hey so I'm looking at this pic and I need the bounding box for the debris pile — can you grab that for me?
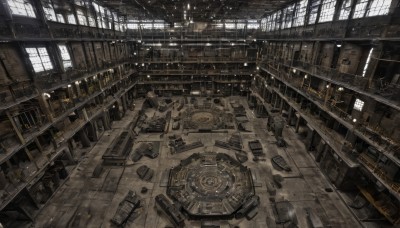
[137,165,154,181]
[111,190,142,226]
[248,140,264,157]
[271,155,291,172]
[169,135,203,153]
[132,142,159,162]
[215,134,243,151]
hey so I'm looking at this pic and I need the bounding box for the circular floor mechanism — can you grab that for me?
[167,152,257,218]
[183,108,230,130]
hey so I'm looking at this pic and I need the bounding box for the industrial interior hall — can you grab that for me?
[0,0,399,227]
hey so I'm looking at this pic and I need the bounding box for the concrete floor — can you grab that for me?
[32,96,361,228]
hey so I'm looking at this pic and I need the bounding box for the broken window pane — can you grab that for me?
[293,0,308,27]
[319,0,337,22]
[7,0,36,18]
[353,0,368,18]
[367,0,392,16]
[339,0,352,20]
[26,47,53,73]
[308,0,321,24]
[58,44,72,69]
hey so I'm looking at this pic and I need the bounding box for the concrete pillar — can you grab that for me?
[305,127,316,151]
[78,129,91,148]
[87,121,98,141]
[295,114,301,133]
[345,130,357,145]
[121,94,128,112]
[24,148,38,169]
[62,146,75,163]
[38,94,54,122]
[102,112,111,130]
[6,111,25,144]
[34,138,43,152]
[274,96,280,109]
[287,107,294,125]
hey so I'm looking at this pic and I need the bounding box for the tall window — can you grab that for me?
[58,45,72,69]
[353,0,369,18]
[266,15,273,31]
[274,11,282,31]
[367,0,392,16]
[7,0,36,17]
[261,18,267,31]
[68,14,77,24]
[284,4,295,29]
[76,9,87,26]
[26,47,53,73]
[42,1,57,21]
[93,2,104,28]
[308,0,322,24]
[56,14,65,23]
[319,0,337,22]
[339,0,352,20]
[293,0,308,27]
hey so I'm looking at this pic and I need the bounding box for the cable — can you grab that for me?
[371,56,400,63]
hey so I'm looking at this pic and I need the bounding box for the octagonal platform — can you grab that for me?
[182,107,233,130]
[167,152,256,218]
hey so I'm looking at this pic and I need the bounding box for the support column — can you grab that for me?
[295,114,301,133]
[287,107,294,125]
[38,94,54,122]
[102,112,111,130]
[62,147,75,164]
[121,94,128,112]
[6,111,25,144]
[87,121,98,141]
[78,129,91,148]
[305,127,316,151]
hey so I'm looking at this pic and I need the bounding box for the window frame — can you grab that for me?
[308,0,322,25]
[57,44,73,70]
[366,0,392,17]
[25,47,54,73]
[353,98,365,111]
[319,0,337,23]
[7,0,36,18]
